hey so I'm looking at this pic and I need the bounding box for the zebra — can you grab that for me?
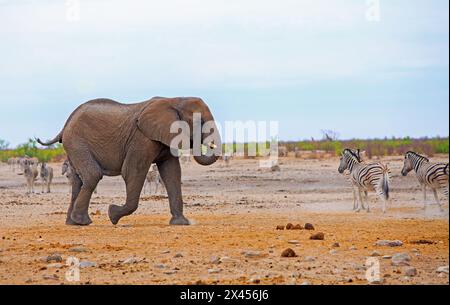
[338,148,391,213]
[23,160,38,194]
[339,149,368,211]
[401,151,448,211]
[144,164,165,195]
[40,163,54,193]
[62,160,97,194]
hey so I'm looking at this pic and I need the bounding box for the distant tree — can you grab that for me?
[0,139,10,150]
[321,130,340,142]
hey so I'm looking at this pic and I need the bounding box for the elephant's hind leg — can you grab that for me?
[66,173,82,225]
[69,155,103,225]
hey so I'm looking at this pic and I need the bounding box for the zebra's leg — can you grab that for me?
[364,191,370,213]
[432,189,443,212]
[422,185,427,210]
[356,189,363,212]
[352,187,358,210]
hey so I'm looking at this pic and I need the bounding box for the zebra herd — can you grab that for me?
[338,149,449,213]
[4,151,448,212]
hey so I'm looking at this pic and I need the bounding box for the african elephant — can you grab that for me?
[37,97,221,226]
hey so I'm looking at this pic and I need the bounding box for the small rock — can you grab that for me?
[304,256,316,262]
[300,281,310,285]
[288,240,300,245]
[310,232,325,240]
[46,263,63,269]
[220,257,238,264]
[46,254,63,263]
[329,250,338,255]
[332,242,340,248]
[371,251,382,257]
[391,253,411,266]
[436,266,449,274]
[69,246,87,253]
[174,253,184,258]
[375,240,403,247]
[382,255,392,259]
[122,257,139,265]
[208,269,221,274]
[404,267,418,277]
[304,223,315,230]
[293,224,303,230]
[286,223,294,230]
[281,248,297,258]
[43,274,59,280]
[161,250,170,254]
[154,264,167,269]
[163,270,177,275]
[349,246,357,251]
[276,225,285,230]
[210,256,221,264]
[242,250,265,258]
[79,261,96,268]
[249,278,261,284]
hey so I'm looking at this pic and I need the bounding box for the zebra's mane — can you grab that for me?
[343,148,362,162]
[406,151,429,162]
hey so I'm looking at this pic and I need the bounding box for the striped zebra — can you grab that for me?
[339,149,368,211]
[338,149,391,213]
[401,151,448,211]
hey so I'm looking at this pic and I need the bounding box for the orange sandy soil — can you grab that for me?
[0,156,448,285]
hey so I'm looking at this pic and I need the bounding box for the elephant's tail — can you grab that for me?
[36,131,63,146]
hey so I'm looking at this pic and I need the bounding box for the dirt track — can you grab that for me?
[0,156,448,285]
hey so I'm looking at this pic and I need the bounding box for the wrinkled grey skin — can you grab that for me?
[38,97,221,226]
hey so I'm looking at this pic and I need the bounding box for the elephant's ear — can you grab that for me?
[136,98,181,148]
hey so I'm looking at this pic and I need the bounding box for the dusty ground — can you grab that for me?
[0,155,448,285]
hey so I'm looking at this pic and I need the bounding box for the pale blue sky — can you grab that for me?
[0,0,448,146]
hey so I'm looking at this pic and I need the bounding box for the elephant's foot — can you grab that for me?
[108,204,123,225]
[169,215,191,226]
[70,211,92,226]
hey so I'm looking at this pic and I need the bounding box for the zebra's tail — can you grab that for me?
[381,164,390,200]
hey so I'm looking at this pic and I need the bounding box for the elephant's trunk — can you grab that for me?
[193,117,221,166]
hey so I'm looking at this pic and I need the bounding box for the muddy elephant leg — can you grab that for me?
[66,174,82,225]
[157,156,190,225]
[69,157,103,226]
[108,171,147,225]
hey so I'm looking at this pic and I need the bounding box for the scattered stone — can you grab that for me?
[242,250,266,258]
[69,246,87,253]
[43,274,59,280]
[304,256,316,262]
[161,250,170,254]
[391,253,411,266]
[304,223,315,230]
[164,270,177,275]
[382,255,392,259]
[276,225,285,230]
[154,264,167,269]
[300,281,310,285]
[288,240,300,245]
[79,261,97,268]
[349,246,357,251]
[281,248,297,258]
[329,250,338,255]
[286,223,294,230]
[122,257,139,265]
[404,267,418,277]
[293,224,303,230]
[371,251,382,257]
[410,239,436,245]
[174,253,184,258]
[310,232,325,240]
[271,165,281,172]
[249,278,261,284]
[220,257,238,264]
[208,269,221,274]
[46,253,63,263]
[46,263,63,269]
[436,266,449,274]
[375,240,403,247]
[332,242,340,248]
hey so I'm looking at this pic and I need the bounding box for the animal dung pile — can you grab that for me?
[278,223,303,230]
[281,248,297,258]
[304,223,315,230]
[310,232,325,240]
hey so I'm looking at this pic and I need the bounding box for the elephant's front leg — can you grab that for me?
[108,171,147,225]
[157,156,190,225]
